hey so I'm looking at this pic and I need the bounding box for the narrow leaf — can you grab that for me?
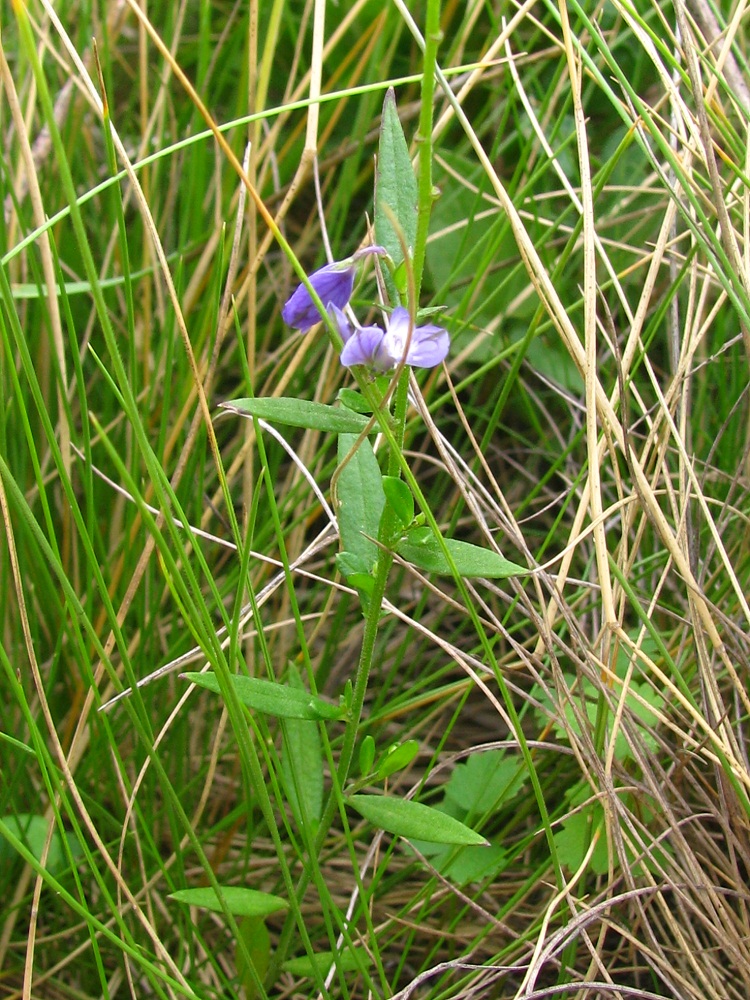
[349,794,488,846]
[376,739,420,780]
[375,88,418,298]
[359,735,376,776]
[221,397,370,434]
[236,916,270,1000]
[397,528,528,579]
[337,434,385,573]
[170,886,288,918]
[281,666,324,830]
[382,476,414,528]
[337,388,373,414]
[182,672,345,721]
[282,949,362,977]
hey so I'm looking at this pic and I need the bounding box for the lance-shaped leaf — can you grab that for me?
[170,886,288,918]
[337,433,385,574]
[182,671,345,721]
[281,665,324,831]
[349,794,488,846]
[397,527,528,579]
[221,397,371,434]
[375,88,417,301]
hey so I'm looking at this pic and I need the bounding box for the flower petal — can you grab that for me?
[388,307,411,332]
[281,264,355,330]
[329,303,353,343]
[381,308,450,369]
[340,326,387,368]
[406,325,450,367]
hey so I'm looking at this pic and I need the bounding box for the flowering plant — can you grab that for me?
[282,246,449,373]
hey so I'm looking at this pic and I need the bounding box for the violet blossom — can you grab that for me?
[333,305,449,372]
[281,246,386,331]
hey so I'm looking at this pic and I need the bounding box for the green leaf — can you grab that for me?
[336,550,370,577]
[336,434,385,573]
[220,397,371,434]
[359,735,376,776]
[236,916,270,1000]
[555,795,671,877]
[443,750,527,815]
[411,841,507,887]
[554,801,609,875]
[348,794,488,846]
[538,673,663,762]
[170,886,289,918]
[337,388,373,414]
[375,88,417,300]
[375,739,420,780]
[344,572,376,598]
[182,672,345,721]
[282,949,362,977]
[396,527,528,578]
[281,665,324,831]
[381,476,414,528]
[440,843,507,886]
[0,814,81,878]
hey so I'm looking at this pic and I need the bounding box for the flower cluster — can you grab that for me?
[282,248,449,372]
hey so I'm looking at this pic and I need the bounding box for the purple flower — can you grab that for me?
[333,305,449,372]
[281,246,386,331]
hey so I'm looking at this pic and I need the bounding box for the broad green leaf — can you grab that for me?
[396,527,528,579]
[336,550,371,580]
[236,916,270,1000]
[170,886,288,918]
[281,665,324,831]
[376,739,420,780]
[349,794,488,846]
[220,397,370,434]
[555,796,671,877]
[444,750,527,814]
[375,88,417,300]
[182,672,345,721]
[282,949,362,977]
[344,572,376,599]
[410,840,507,887]
[440,843,507,886]
[381,476,414,528]
[0,814,82,878]
[336,434,385,573]
[554,802,609,875]
[537,674,663,762]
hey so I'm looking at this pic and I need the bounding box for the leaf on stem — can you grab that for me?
[396,527,528,579]
[221,397,371,434]
[182,672,345,721]
[349,794,488,846]
[375,88,418,301]
[170,886,288,918]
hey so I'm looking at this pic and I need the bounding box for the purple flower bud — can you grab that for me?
[281,246,387,331]
[334,305,449,372]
